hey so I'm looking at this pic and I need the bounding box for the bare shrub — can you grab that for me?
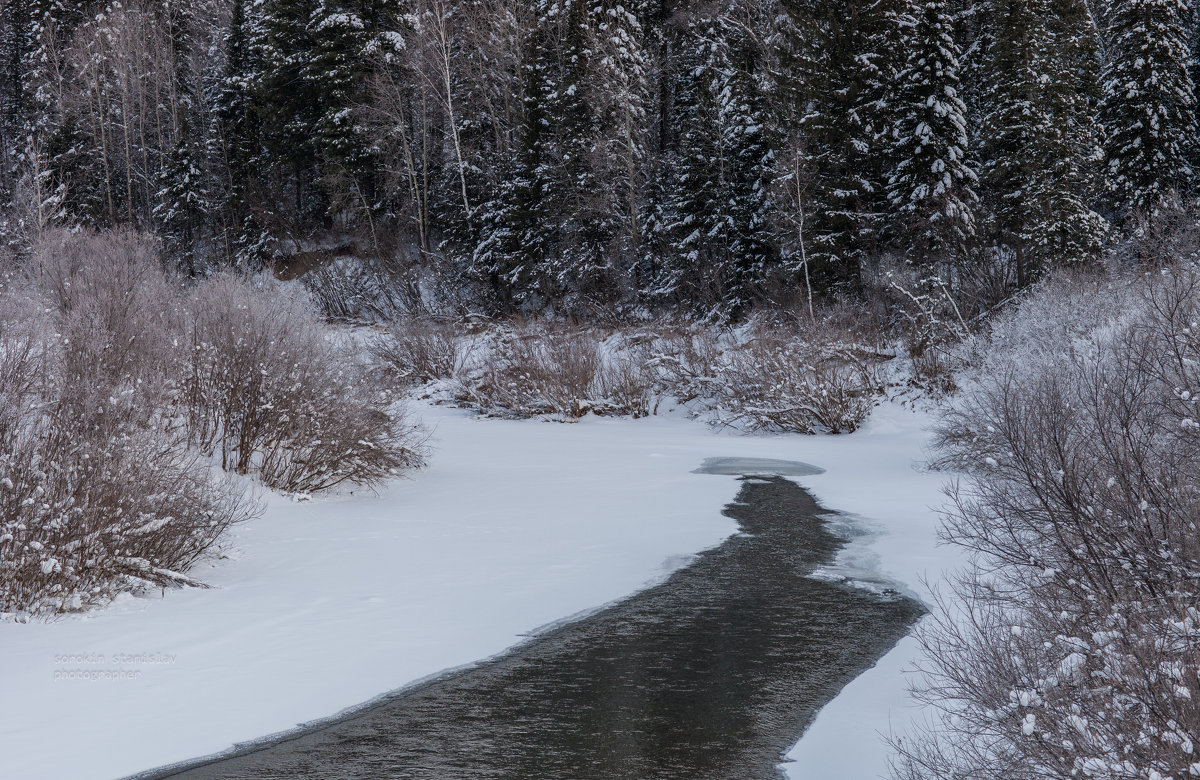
[596,350,655,418]
[184,275,425,493]
[27,228,180,395]
[649,325,724,404]
[463,326,604,419]
[0,238,257,616]
[440,315,884,431]
[0,400,257,615]
[954,268,1134,380]
[301,256,413,322]
[373,318,474,386]
[646,316,885,433]
[879,266,973,395]
[893,263,1200,780]
[712,328,884,433]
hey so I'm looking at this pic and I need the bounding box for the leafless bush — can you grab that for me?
[439,315,885,431]
[373,318,474,386]
[452,324,658,419]
[0,230,435,615]
[301,256,414,322]
[711,327,884,433]
[462,327,604,419]
[953,269,1133,383]
[649,326,724,404]
[184,275,425,493]
[880,267,973,395]
[0,399,257,616]
[893,263,1200,780]
[596,350,656,419]
[644,315,885,433]
[1107,197,1200,268]
[0,238,257,616]
[27,228,180,396]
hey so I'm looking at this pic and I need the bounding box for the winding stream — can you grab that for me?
[136,468,923,780]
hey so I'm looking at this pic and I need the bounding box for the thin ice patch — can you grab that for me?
[692,457,825,477]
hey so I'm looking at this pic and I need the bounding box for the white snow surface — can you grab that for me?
[0,400,951,780]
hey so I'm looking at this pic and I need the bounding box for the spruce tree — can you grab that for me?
[254,0,324,222]
[1040,0,1107,264]
[0,0,34,197]
[474,12,554,309]
[720,14,776,317]
[1099,0,1197,220]
[549,0,607,303]
[587,0,652,302]
[977,0,1104,283]
[154,123,209,274]
[887,0,977,261]
[661,12,775,318]
[308,1,379,194]
[662,29,726,310]
[781,0,882,290]
[217,0,261,258]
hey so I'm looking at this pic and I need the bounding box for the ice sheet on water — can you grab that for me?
[692,457,825,476]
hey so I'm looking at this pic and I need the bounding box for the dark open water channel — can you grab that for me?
[135,472,923,780]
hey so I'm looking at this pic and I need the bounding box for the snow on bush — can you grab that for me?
[0,232,256,616]
[373,317,476,386]
[456,324,655,419]
[0,230,426,616]
[700,318,886,433]
[183,275,425,493]
[893,265,1200,780]
[375,314,887,432]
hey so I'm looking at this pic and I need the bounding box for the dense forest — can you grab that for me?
[0,0,1195,318]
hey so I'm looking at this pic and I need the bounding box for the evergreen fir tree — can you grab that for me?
[977,0,1104,283]
[474,12,555,309]
[661,11,775,319]
[154,120,209,274]
[662,33,726,310]
[308,1,380,193]
[780,0,891,291]
[217,0,261,257]
[1099,0,1197,220]
[40,115,105,226]
[719,14,776,317]
[1040,0,1107,263]
[0,0,34,196]
[254,0,325,222]
[887,0,977,261]
[587,0,652,302]
[548,0,607,303]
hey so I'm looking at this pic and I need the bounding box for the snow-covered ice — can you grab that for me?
[0,400,952,780]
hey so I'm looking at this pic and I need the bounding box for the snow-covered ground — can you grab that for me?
[0,400,952,780]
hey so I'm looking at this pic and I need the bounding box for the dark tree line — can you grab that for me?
[0,0,1196,316]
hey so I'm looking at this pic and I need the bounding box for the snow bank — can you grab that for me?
[0,400,950,780]
[779,403,957,780]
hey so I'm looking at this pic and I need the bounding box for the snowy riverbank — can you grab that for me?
[0,400,951,780]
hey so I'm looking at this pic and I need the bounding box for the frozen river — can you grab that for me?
[135,473,923,780]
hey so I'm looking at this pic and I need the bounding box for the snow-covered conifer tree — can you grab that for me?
[1099,0,1197,220]
[978,0,1104,283]
[887,0,977,261]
